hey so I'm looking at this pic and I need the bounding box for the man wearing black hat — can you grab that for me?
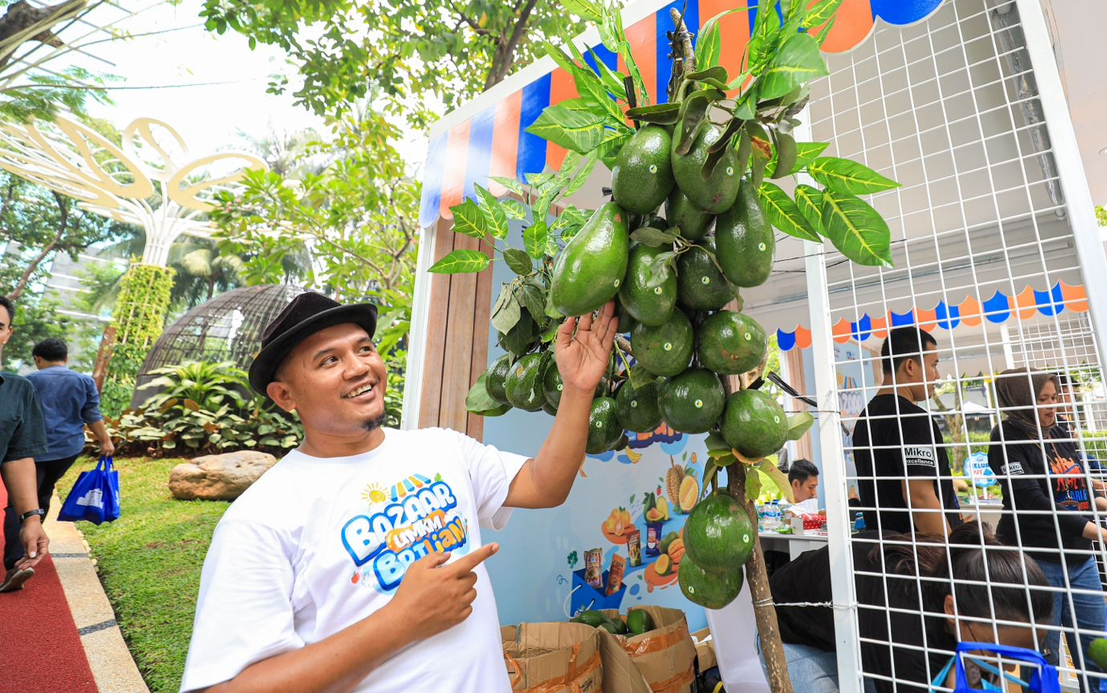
[181,292,619,693]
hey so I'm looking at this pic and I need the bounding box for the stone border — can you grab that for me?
[46,493,150,693]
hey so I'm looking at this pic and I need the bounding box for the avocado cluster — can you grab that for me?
[571,608,654,636]
[481,119,791,462]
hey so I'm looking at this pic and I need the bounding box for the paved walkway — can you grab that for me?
[0,484,148,693]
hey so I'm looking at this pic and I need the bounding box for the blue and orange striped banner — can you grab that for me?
[776,282,1090,352]
[420,0,946,226]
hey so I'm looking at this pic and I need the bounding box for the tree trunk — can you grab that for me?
[7,191,69,301]
[730,461,794,693]
[483,0,540,90]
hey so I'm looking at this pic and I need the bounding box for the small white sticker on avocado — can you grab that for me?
[774,416,781,424]
[649,164,658,174]
[744,332,752,340]
[663,342,673,351]
[758,242,767,251]
[743,533,750,543]
[614,279,621,288]
[557,383,563,391]
[695,399,703,408]
[701,276,710,285]
[653,286,663,295]
[631,401,638,408]
[726,166,734,176]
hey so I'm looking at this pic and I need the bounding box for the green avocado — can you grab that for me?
[577,610,610,627]
[504,352,546,412]
[618,244,677,327]
[614,379,663,433]
[715,179,774,288]
[666,188,713,241]
[626,608,654,635]
[485,353,514,404]
[612,125,675,215]
[671,122,742,214]
[676,239,733,312]
[551,203,630,317]
[696,311,768,375]
[631,307,694,377]
[720,389,788,459]
[658,368,726,434]
[587,397,624,455]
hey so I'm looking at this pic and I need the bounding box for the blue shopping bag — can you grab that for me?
[58,456,120,525]
[932,641,1060,693]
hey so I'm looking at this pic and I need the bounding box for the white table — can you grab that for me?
[758,530,828,560]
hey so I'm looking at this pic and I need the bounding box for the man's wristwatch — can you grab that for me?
[18,509,46,524]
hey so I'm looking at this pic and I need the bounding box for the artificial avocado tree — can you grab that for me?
[430,1,898,690]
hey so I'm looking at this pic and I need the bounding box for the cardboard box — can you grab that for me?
[599,606,698,693]
[691,627,717,672]
[502,622,603,693]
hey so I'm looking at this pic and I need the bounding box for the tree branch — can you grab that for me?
[483,0,539,89]
[6,191,69,301]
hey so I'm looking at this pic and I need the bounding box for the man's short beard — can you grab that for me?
[364,413,388,433]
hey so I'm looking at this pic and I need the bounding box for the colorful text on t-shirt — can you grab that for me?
[341,474,469,592]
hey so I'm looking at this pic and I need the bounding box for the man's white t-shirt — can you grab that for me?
[180,427,528,693]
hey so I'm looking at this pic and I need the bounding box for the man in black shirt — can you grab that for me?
[852,327,962,536]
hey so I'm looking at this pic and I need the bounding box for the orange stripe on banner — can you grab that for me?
[700,0,750,95]
[832,318,852,343]
[1016,286,1038,320]
[546,67,580,172]
[816,0,875,54]
[958,296,982,327]
[439,120,471,220]
[488,91,522,197]
[870,315,888,340]
[1062,282,1089,313]
[794,326,812,350]
[621,14,657,105]
[916,308,938,333]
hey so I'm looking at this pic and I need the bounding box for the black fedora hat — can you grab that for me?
[248,291,378,397]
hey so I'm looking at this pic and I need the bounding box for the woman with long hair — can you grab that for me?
[767,523,1052,692]
[988,367,1107,691]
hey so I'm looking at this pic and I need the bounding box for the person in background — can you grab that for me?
[852,327,962,537]
[1055,372,1106,494]
[767,523,1053,693]
[988,368,1107,692]
[780,458,819,503]
[0,295,51,593]
[5,338,116,582]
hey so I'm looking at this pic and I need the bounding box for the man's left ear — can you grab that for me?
[944,594,957,624]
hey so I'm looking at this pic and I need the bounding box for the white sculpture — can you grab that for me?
[0,116,267,266]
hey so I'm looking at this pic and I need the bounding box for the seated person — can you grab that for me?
[783,458,819,503]
[765,522,1052,693]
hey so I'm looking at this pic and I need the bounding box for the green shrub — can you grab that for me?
[104,361,302,457]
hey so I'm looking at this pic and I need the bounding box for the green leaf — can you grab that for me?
[786,412,815,441]
[490,175,525,197]
[791,142,830,174]
[498,312,539,356]
[518,280,547,322]
[816,14,839,47]
[562,153,599,199]
[467,373,510,415]
[524,221,549,259]
[807,157,901,195]
[450,198,488,240]
[630,226,680,247]
[429,249,491,274]
[526,101,608,154]
[794,184,826,236]
[769,130,797,179]
[626,103,682,125]
[588,47,629,100]
[702,118,744,181]
[820,190,894,267]
[504,248,533,275]
[758,182,821,243]
[645,251,677,288]
[702,459,721,495]
[475,185,509,240]
[705,431,730,455]
[562,0,602,22]
[491,284,522,334]
[803,0,846,30]
[686,66,729,84]
[502,199,528,220]
[627,363,658,389]
[546,42,623,124]
[758,33,829,101]
[748,0,783,75]
[746,467,762,501]
[758,458,795,503]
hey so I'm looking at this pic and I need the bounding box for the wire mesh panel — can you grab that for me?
[132,284,304,407]
[793,1,1107,691]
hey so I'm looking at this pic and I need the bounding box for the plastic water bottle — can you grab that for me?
[764,501,781,530]
[854,512,866,532]
[756,504,768,532]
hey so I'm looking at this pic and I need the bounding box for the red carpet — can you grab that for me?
[0,483,98,693]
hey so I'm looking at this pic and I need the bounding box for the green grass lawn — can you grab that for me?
[60,457,229,693]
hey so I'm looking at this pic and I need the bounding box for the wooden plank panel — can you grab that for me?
[418,220,456,428]
[438,232,481,432]
[466,241,496,440]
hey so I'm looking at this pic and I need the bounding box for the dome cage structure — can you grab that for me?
[131,284,305,409]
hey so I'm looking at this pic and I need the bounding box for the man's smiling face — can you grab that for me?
[267,322,389,437]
